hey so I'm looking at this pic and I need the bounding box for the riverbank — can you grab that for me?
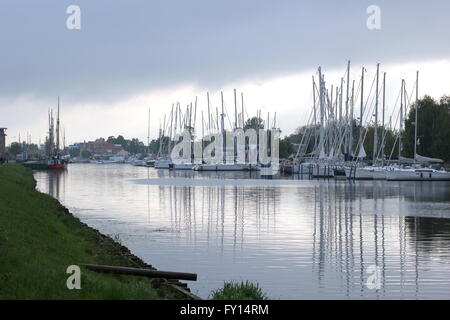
[0,164,193,299]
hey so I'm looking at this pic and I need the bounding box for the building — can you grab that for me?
[70,138,128,159]
[0,128,6,160]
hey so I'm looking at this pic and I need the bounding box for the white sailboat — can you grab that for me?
[372,167,387,180]
[385,71,450,181]
[173,163,195,170]
[386,167,450,181]
[155,156,172,169]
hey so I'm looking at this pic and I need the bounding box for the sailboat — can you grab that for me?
[193,90,252,172]
[385,72,450,181]
[47,97,67,169]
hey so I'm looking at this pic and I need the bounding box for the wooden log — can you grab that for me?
[83,264,197,281]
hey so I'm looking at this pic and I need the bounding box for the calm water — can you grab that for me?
[34,164,450,299]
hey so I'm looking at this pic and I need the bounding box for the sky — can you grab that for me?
[1,0,450,145]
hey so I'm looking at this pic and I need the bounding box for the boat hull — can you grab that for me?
[372,170,387,180]
[155,158,172,169]
[386,169,450,181]
[22,162,49,170]
[173,163,195,170]
[345,167,373,180]
[194,163,249,171]
[48,163,67,169]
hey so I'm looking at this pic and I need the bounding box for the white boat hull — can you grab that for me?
[173,163,195,170]
[372,170,387,180]
[345,167,373,180]
[155,158,172,169]
[386,169,450,181]
[194,163,249,171]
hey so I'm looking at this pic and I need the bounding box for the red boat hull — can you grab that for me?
[48,163,67,169]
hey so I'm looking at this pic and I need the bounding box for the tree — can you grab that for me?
[8,142,22,156]
[244,117,264,130]
[279,138,295,159]
[81,150,91,158]
[403,96,450,162]
[106,135,147,155]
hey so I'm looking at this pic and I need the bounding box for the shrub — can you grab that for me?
[210,281,268,300]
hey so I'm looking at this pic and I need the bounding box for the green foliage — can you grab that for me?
[107,135,147,155]
[8,142,22,156]
[80,149,91,158]
[403,95,450,162]
[279,138,295,159]
[211,281,268,300]
[69,147,80,158]
[244,117,265,130]
[0,164,175,300]
[148,136,171,155]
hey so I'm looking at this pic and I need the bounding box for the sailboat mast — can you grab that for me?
[318,67,325,157]
[339,77,343,125]
[50,110,54,156]
[346,61,350,154]
[414,71,419,162]
[147,107,151,154]
[360,67,364,140]
[168,104,174,155]
[381,72,386,166]
[312,77,317,152]
[350,80,355,157]
[157,119,161,156]
[234,89,238,130]
[56,97,60,154]
[241,92,245,128]
[399,79,404,163]
[221,91,226,163]
[373,63,379,163]
[162,114,166,155]
[207,92,211,135]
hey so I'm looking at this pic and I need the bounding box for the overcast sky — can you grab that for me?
[1,0,450,144]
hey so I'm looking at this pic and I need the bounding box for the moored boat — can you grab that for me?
[193,163,249,171]
[155,157,172,169]
[172,163,196,170]
[386,168,450,181]
[372,167,387,180]
[22,161,49,170]
[344,166,373,180]
[47,157,67,169]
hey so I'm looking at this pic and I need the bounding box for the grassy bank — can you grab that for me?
[0,164,184,299]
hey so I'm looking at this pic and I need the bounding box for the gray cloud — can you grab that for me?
[1,0,449,106]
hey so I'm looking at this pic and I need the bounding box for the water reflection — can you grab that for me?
[34,164,450,299]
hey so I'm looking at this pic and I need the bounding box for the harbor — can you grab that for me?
[3,60,450,301]
[2,59,450,301]
[2,1,450,306]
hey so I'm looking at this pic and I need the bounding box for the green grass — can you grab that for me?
[210,281,268,300]
[0,164,179,299]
